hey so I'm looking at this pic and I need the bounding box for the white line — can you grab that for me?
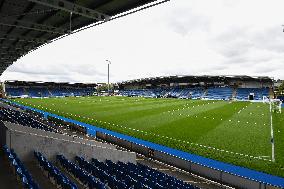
[269,101,275,162]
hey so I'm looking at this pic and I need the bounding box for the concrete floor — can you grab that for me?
[24,161,55,189]
[0,151,26,189]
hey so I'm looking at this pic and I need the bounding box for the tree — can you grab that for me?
[276,81,284,96]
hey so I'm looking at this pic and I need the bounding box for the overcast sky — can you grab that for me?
[1,0,284,83]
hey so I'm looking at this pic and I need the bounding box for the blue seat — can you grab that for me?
[3,146,40,189]
[34,151,77,189]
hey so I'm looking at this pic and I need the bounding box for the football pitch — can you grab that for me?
[12,96,284,177]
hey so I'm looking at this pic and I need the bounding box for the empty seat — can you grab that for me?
[3,146,40,189]
[34,151,77,189]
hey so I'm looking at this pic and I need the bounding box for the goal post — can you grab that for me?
[268,99,282,162]
[269,100,275,162]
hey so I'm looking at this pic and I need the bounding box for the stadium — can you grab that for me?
[0,1,284,189]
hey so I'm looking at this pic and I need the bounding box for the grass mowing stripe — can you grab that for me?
[13,97,284,178]
[31,102,272,162]
[198,103,271,158]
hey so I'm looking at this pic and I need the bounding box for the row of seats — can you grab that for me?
[6,87,95,98]
[3,146,40,189]
[5,87,25,97]
[34,151,77,189]
[0,107,57,133]
[118,89,157,98]
[236,88,269,100]
[76,156,129,189]
[203,87,232,100]
[57,155,107,189]
[119,87,270,100]
[49,88,94,97]
[90,157,198,189]
[64,154,199,189]
[118,88,204,99]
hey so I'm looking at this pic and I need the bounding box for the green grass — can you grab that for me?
[12,96,284,177]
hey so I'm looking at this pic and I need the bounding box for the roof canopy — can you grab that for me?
[0,0,161,75]
[119,75,273,86]
[5,80,97,87]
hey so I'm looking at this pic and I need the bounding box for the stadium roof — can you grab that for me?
[0,0,166,75]
[5,80,97,87]
[118,75,273,85]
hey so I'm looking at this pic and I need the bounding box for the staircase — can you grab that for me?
[24,161,55,189]
[47,88,53,96]
[0,150,27,189]
[232,87,237,99]
[23,88,29,96]
[269,87,275,99]
[202,88,208,99]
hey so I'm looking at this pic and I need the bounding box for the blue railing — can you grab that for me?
[3,99,284,188]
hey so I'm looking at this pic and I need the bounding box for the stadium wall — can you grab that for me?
[3,99,284,189]
[0,121,136,164]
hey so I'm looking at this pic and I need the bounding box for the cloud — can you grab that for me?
[209,24,284,77]
[1,0,284,83]
[165,5,210,36]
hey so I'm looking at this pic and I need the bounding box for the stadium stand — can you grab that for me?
[117,75,273,101]
[5,87,25,97]
[0,107,58,133]
[119,89,157,98]
[5,81,97,98]
[57,155,107,189]
[75,156,199,189]
[119,86,270,100]
[48,88,70,97]
[189,87,204,99]
[34,151,77,189]
[236,88,269,100]
[28,87,50,98]
[3,145,40,189]
[4,76,273,101]
[203,87,233,100]
[57,154,200,189]
[118,87,205,99]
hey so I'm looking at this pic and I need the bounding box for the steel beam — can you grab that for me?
[28,0,110,21]
[0,51,26,55]
[0,53,21,57]
[1,45,34,50]
[0,51,27,56]
[0,19,67,35]
[0,34,49,44]
[0,57,12,60]
[0,62,13,66]
[0,37,46,44]
[0,57,17,62]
